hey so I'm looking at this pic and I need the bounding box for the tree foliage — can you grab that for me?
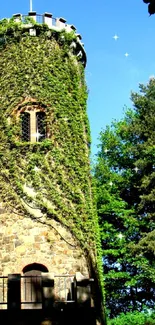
[94,78,155,317]
[143,0,155,16]
[108,309,155,325]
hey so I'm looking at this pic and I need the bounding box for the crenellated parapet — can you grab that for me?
[12,12,86,66]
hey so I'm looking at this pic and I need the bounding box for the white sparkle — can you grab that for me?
[117,233,124,240]
[104,148,109,153]
[133,166,139,173]
[109,181,113,186]
[32,131,43,141]
[63,117,69,122]
[34,166,40,172]
[125,52,129,57]
[113,34,119,41]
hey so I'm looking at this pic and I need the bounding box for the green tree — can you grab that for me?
[94,78,155,317]
[107,309,155,325]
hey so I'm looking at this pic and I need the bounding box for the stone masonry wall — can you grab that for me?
[0,209,89,276]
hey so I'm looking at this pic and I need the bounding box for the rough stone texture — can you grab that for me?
[0,209,89,277]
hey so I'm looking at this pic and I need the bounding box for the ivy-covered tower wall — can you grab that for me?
[0,12,104,325]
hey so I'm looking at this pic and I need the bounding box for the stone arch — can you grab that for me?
[22,263,49,274]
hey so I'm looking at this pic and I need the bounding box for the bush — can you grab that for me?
[107,311,155,325]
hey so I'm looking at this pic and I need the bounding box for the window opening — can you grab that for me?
[21,112,30,142]
[36,112,46,142]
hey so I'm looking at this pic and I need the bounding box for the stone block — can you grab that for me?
[34,235,42,242]
[5,244,14,252]
[3,236,12,244]
[34,243,40,249]
[2,254,10,262]
[15,246,26,255]
[15,240,24,248]
[23,236,34,244]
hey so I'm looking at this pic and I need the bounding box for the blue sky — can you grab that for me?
[1,1,155,157]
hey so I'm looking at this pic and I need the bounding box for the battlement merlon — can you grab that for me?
[12,12,87,66]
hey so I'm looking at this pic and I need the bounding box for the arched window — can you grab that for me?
[12,99,48,143]
[21,110,46,143]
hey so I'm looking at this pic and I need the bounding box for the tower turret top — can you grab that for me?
[12,11,86,66]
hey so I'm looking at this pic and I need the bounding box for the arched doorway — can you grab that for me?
[22,263,48,309]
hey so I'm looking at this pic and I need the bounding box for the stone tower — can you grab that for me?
[0,11,105,325]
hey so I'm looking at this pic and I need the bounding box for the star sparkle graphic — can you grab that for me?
[32,131,43,141]
[34,166,40,172]
[117,233,124,240]
[112,34,131,58]
[125,52,129,57]
[63,117,69,122]
[133,167,139,173]
[104,148,109,153]
[113,34,119,41]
